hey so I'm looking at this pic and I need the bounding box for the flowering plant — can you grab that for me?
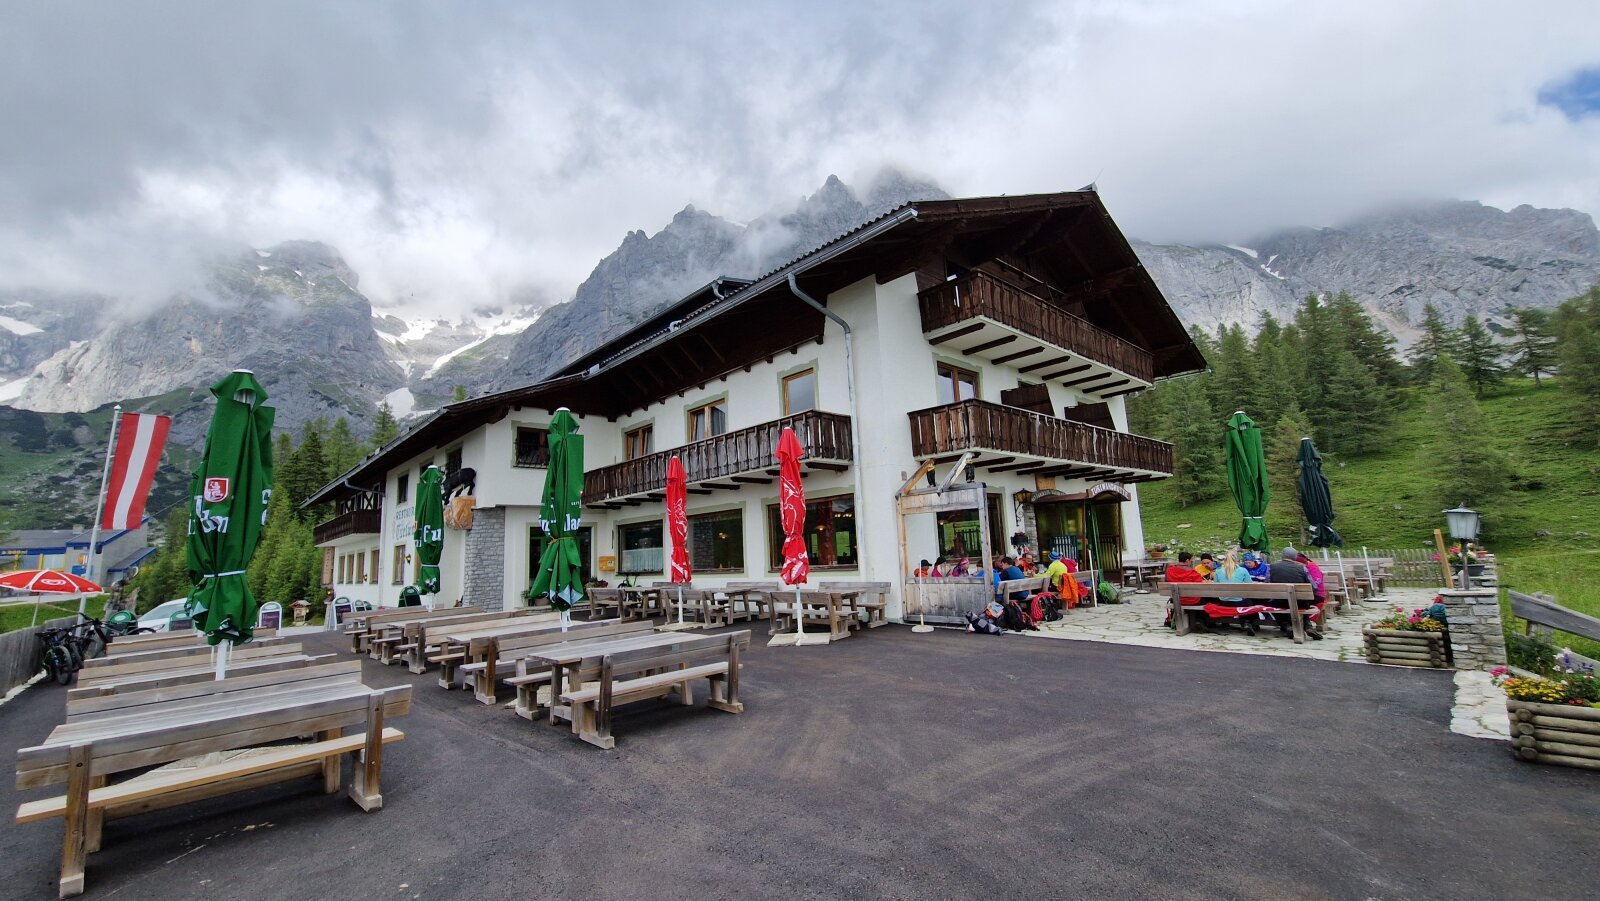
[1370,604,1446,632]
[1431,544,1487,566]
[1491,665,1600,707]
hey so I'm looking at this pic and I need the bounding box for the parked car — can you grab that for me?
[137,598,190,633]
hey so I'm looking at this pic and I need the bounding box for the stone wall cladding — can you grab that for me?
[463,507,506,612]
[1439,588,1508,671]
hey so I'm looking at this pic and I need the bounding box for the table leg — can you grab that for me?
[60,744,91,898]
[349,692,385,811]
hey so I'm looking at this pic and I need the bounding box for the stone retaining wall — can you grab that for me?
[1438,587,1507,671]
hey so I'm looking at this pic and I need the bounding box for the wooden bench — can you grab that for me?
[15,662,409,898]
[427,611,563,688]
[75,643,307,687]
[506,620,662,718]
[1159,581,1319,644]
[66,653,337,701]
[723,582,780,624]
[104,628,279,655]
[81,635,285,670]
[771,590,861,641]
[557,631,750,749]
[458,618,635,704]
[819,581,891,627]
[370,608,530,669]
[996,575,1051,603]
[345,604,483,654]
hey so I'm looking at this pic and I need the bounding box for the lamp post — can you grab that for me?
[1443,504,1480,590]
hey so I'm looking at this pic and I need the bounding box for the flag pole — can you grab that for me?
[81,405,122,617]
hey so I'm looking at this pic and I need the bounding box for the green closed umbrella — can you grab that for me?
[185,370,274,676]
[1223,410,1270,552]
[528,408,585,630]
[414,465,445,601]
[1296,438,1343,548]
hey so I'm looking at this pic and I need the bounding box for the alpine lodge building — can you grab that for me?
[307,191,1206,623]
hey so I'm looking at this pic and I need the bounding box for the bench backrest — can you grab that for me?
[481,619,653,658]
[351,603,484,631]
[819,581,892,597]
[1509,589,1600,643]
[571,631,751,684]
[996,576,1051,599]
[651,581,693,590]
[403,608,535,641]
[67,653,335,701]
[725,581,779,591]
[76,644,305,685]
[1157,581,1315,601]
[588,588,623,601]
[68,660,366,719]
[18,682,410,790]
[84,635,286,669]
[428,610,560,644]
[107,627,276,655]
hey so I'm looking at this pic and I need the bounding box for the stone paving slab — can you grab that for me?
[1027,585,1513,741]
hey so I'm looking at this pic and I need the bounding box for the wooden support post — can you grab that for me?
[349,693,385,811]
[1433,529,1452,587]
[84,774,106,854]
[318,728,342,794]
[59,744,91,898]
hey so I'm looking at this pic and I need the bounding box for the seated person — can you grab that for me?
[1241,551,1270,581]
[949,556,972,577]
[1043,551,1084,608]
[931,555,953,577]
[1295,552,1327,605]
[1163,551,1208,627]
[1267,546,1322,640]
[1213,550,1264,635]
[1194,552,1218,580]
[914,558,933,578]
[994,555,1028,602]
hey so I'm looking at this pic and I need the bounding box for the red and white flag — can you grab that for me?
[101,412,171,530]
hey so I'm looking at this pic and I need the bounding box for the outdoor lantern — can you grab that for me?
[1444,504,1480,543]
[1012,489,1034,506]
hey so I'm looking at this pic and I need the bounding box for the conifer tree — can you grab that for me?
[1418,356,1512,510]
[1207,324,1258,421]
[1267,403,1312,547]
[1331,291,1404,387]
[325,417,363,477]
[1505,307,1556,386]
[1456,314,1504,397]
[453,384,469,402]
[1409,303,1460,385]
[1249,315,1300,430]
[131,505,193,612]
[371,401,400,449]
[1165,378,1224,507]
[1555,287,1600,445]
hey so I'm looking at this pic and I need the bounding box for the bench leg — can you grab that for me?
[474,667,498,705]
[84,774,106,854]
[59,744,91,898]
[437,661,458,690]
[318,728,342,794]
[349,694,385,811]
[407,647,427,675]
[1171,593,1190,636]
[1289,604,1306,644]
[708,644,744,714]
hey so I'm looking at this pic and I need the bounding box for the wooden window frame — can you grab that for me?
[513,426,551,468]
[936,361,981,405]
[766,493,858,572]
[624,423,654,461]
[392,545,406,585]
[686,398,728,443]
[686,508,744,573]
[396,474,409,504]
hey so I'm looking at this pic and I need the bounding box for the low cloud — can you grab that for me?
[3,1,1598,317]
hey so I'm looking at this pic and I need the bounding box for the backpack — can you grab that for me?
[965,612,1003,635]
[1002,599,1034,632]
[1031,593,1061,623]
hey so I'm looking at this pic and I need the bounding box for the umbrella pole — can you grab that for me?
[794,586,803,639]
[912,578,933,634]
[30,594,41,627]
[1363,546,1376,597]
[677,587,685,625]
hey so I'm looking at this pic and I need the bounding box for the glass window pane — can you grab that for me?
[935,368,955,405]
[689,509,743,571]
[785,371,816,414]
[958,370,978,401]
[710,402,727,436]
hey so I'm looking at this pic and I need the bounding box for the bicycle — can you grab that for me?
[36,628,78,686]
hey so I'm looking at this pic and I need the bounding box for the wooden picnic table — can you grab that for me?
[520,629,749,748]
[771,589,862,641]
[619,585,660,619]
[15,661,409,897]
[430,614,570,689]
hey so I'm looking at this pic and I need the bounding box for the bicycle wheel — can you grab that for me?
[43,647,72,685]
[83,635,106,660]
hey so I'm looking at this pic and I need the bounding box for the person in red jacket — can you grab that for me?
[1164,551,1208,628]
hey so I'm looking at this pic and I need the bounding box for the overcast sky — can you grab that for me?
[4,1,1598,317]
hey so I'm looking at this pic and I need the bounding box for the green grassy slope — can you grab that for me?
[1138,377,1600,653]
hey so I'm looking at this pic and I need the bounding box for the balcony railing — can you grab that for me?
[908,399,1173,475]
[584,410,852,505]
[313,509,382,546]
[918,270,1155,384]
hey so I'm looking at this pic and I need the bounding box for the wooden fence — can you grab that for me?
[0,616,75,696]
[1362,547,1452,588]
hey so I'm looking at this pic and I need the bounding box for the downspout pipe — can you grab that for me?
[786,272,871,580]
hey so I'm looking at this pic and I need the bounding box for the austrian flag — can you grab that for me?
[101,412,171,530]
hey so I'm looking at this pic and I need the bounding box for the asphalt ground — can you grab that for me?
[2,625,1596,900]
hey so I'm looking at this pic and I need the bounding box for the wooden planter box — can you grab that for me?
[1362,627,1448,668]
[1508,700,1600,771]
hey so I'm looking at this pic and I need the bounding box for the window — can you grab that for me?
[445,446,463,474]
[392,545,406,584]
[688,509,743,572]
[687,400,727,442]
[514,427,550,468]
[618,521,664,574]
[396,474,409,504]
[936,362,980,405]
[783,369,817,415]
[935,494,1004,560]
[369,549,379,584]
[624,424,654,461]
[356,552,367,585]
[338,555,347,584]
[528,526,593,589]
[768,495,857,570]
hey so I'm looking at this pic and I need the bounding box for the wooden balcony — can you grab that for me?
[583,410,853,507]
[313,509,382,546]
[918,270,1155,392]
[908,399,1173,481]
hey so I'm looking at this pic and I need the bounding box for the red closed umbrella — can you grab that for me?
[775,427,820,645]
[666,456,691,624]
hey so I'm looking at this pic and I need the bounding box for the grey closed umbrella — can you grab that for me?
[1296,437,1343,548]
